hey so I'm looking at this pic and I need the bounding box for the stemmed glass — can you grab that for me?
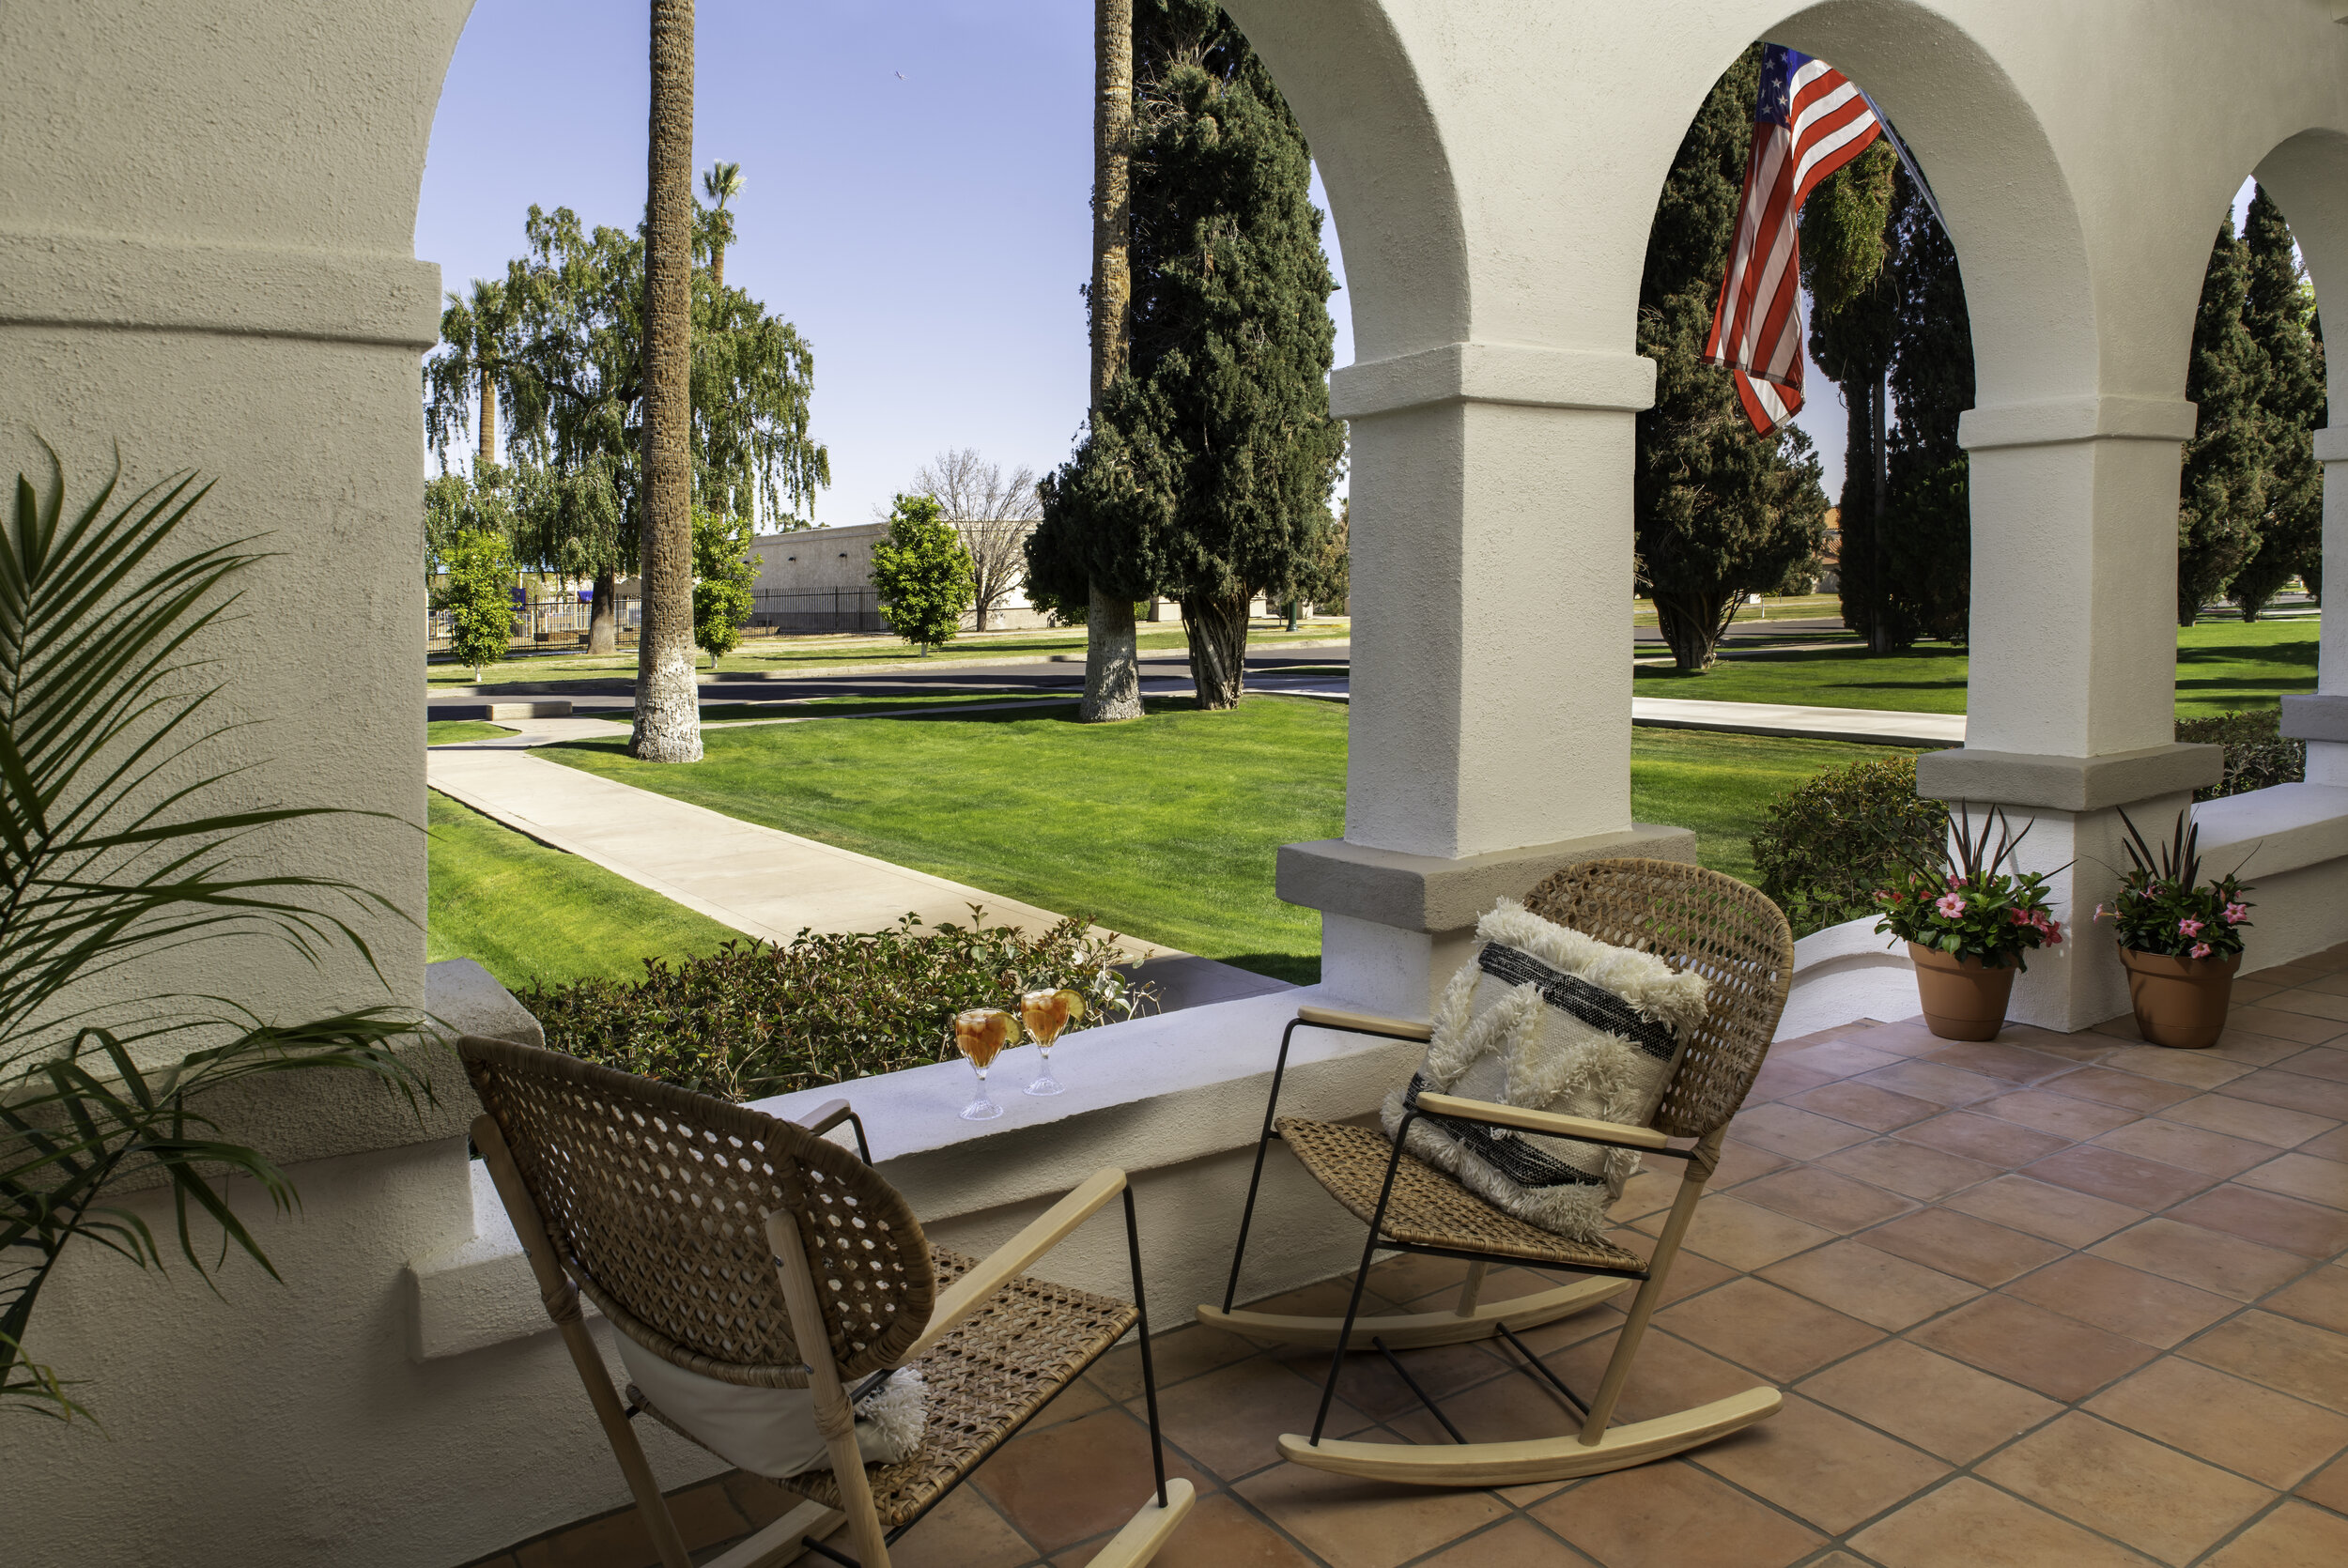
[952,1007,1018,1121]
[1019,988,1085,1096]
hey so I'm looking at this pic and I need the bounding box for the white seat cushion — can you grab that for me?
[615,1333,928,1480]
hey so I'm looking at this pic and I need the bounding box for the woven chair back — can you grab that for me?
[1521,858,1795,1140]
[461,1036,935,1387]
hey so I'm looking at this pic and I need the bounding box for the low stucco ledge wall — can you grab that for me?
[411,983,1420,1364]
[1780,917,1917,1040]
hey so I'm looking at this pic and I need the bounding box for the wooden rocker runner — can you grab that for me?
[1199,858,1796,1486]
[463,1037,1193,1568]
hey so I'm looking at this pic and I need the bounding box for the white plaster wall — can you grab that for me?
[0,0,472,1031]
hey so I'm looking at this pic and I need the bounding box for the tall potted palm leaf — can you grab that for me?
[1,455,421,1422]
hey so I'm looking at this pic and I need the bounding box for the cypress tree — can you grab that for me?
[1028,0,1343,709]
[1637,47,1830,673]
[2177,217,2267,624]
[2232,185,2326,620]
[1800,142,1901,650]
[1880,176,1975,642]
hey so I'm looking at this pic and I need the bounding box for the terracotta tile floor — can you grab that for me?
[465,948,2348,1568]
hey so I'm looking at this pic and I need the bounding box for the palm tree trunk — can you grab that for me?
[631,0,703,762]
[1181,591,1251,709]
[1080,0,1143,724]
[478,371,499,469]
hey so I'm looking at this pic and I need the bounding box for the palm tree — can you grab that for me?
[1081,0,1143,723]
[633,0,703,762]
[702,160,745,289]
[425,278,517,470]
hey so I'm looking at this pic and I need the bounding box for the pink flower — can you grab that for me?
[2044,919,2063,945]
[1946,874,1963,890]
[2178,917,2204,938]
[2190,942,2213,960]
[2010,907,2035,926]
[2223,902,2249,924]
[2093,903,2111,920]
[1936,893,1967,918]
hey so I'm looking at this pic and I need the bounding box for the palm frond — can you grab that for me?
[0,452,426,1420]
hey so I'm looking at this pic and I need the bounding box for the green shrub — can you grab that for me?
[2177,708,2305,799]
[1751,754,1949,937]
[523,909,1151,1102]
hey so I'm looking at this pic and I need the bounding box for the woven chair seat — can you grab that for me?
[640,1245,1138,1530]
[1275,1116,1649,1274]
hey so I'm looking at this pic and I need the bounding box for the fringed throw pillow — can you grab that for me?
[1379,899,1709,1242]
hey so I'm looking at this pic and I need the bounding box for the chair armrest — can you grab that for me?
[792,1098,871,1163]
[1295,1004,1433,1043]
[1412,1091,1670,1151]
[904,1166,1128,1360]
[794,1099,853,1136]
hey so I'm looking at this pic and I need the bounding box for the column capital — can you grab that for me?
[1958,395,2198,452]
[1915,742,2222,812]
[2311,425,2348,464]
[0,228,442,349]
[1277,824,1696,934]
[1330,341,1657,421]
[2283,694,2348,742]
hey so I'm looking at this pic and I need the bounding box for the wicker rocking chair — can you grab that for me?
[1198,858,1796,1486]
[462,1036,1193,1568]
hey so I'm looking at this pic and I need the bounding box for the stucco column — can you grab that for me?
[1919,396,2222,1031]
[2280,426,2348,782]
[1276,343,1693,1017]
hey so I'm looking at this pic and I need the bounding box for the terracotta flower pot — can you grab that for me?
[2117,945,2241,1049]
[1907,943,2018,1041]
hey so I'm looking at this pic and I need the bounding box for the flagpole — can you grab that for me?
[1853,87,1949,236]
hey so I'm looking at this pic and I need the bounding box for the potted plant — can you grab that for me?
[2095,808,2253,1049]
[1875,807,2064,1040]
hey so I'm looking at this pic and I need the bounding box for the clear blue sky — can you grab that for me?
[426,8,2231,536]
[417,0,1350,530]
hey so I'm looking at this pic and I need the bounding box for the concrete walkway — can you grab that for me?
[1223,674,1966,746]
[1630,695,1964,746]
[425,744,1289,1011]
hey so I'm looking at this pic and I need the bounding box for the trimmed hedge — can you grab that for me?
[525,910,1150,1101]
[1751,754,1949,938]
[2177,708,2305,799]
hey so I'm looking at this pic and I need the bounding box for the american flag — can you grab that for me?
[1705,46,1883,436]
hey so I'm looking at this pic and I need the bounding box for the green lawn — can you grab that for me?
[536,698,1915,985]
[427,720,516,746]
[426,792,740,991]
[1635,617,2318,718]
[426,622,1352,687]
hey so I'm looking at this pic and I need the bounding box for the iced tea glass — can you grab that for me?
[1018,987,1085,1096]
[952,1007,1018,1120]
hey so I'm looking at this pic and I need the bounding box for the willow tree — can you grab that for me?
[2232,185,2325,620]
[462,190,823,654]
[1029,0,1343,709]
[1636,47,1830,672]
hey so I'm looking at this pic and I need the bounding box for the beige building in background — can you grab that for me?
[749,521,1052,630]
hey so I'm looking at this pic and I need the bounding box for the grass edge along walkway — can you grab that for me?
[425,790,740,992]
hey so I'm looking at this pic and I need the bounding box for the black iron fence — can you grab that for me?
[747,587,885,633]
